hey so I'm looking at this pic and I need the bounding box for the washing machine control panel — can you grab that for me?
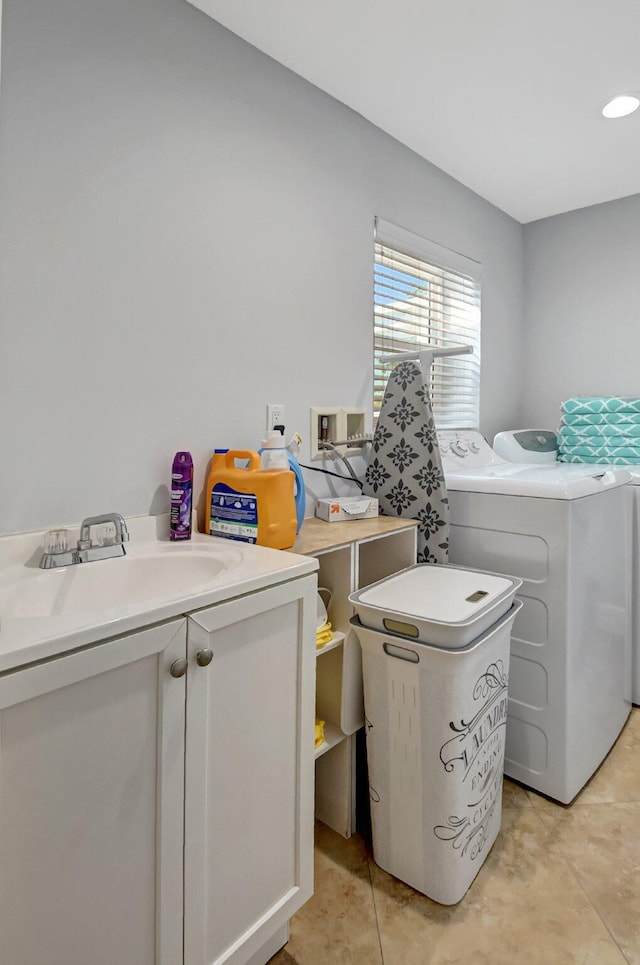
[438,430,504,470]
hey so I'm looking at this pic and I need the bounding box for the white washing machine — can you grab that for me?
[494,429,640,706]
[438,429,632,804]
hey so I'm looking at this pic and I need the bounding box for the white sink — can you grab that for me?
[0,545,244,619]
[0,517,317,675]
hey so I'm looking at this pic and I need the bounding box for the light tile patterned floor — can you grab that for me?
[272,708,640,965]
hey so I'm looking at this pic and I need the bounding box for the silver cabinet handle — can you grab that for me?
[170,657,188,678]
[196,648,213,668]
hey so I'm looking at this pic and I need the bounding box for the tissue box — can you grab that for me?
[315,496,379,522]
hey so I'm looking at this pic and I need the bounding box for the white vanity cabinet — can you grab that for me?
[0,618,187,965]
[184,577,316,965]
[0,572,317,965]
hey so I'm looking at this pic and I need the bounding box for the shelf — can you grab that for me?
[314,721,346,759]
[303,517,418,837]
[316,630,345,657]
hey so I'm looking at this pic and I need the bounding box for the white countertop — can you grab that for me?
[0,514,318,674]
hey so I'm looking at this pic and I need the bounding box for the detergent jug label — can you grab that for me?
[210,483,258,543]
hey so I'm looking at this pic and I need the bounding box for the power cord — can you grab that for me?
[298,462,364,490]
[298,437,371,491]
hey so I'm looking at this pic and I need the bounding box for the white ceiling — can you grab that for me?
[189,0,640,223]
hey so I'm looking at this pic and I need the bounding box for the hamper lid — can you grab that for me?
[351,563,520,627]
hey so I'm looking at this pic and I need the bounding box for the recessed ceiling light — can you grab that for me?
[602,94,640,119]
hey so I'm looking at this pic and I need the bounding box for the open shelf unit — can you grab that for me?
[293,516,417,837]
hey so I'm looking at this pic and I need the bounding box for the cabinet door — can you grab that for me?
[185,576,316,965]
[0,619,186,965]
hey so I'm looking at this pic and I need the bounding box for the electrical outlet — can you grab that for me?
[267,403,286,433]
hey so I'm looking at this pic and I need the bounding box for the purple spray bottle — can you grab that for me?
[170,451,193,541]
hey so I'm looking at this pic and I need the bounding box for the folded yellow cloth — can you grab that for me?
[316,621,334,650]
[315,719,326,749]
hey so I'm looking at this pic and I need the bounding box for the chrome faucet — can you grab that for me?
[39,513,130,569]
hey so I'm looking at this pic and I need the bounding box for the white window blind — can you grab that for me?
[374,218,481,428]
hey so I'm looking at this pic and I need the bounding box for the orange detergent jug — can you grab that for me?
[205,449,297,550]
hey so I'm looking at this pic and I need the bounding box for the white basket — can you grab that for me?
[352,600,522,905]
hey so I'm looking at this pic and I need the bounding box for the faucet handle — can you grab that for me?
[93,520,129,546]
[95,522,116,547]
[44,529,69,555]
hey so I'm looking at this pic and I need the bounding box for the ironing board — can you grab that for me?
[363,360,449,563]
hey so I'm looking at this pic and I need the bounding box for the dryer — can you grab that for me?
[494,428,640,706]
[438,429,632,804]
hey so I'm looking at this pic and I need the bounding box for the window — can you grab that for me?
[374,218,481,428]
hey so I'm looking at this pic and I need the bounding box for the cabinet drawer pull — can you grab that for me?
[170,658,188,678]
[196,649,213,668]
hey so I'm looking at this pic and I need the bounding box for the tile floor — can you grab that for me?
[272,707,640,965]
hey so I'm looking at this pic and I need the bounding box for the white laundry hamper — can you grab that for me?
[349,564,522,905]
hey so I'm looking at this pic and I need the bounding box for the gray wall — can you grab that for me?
[0,0,525,535]
[522,194,640,430]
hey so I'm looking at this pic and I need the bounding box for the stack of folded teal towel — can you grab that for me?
[558,397,640,464]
